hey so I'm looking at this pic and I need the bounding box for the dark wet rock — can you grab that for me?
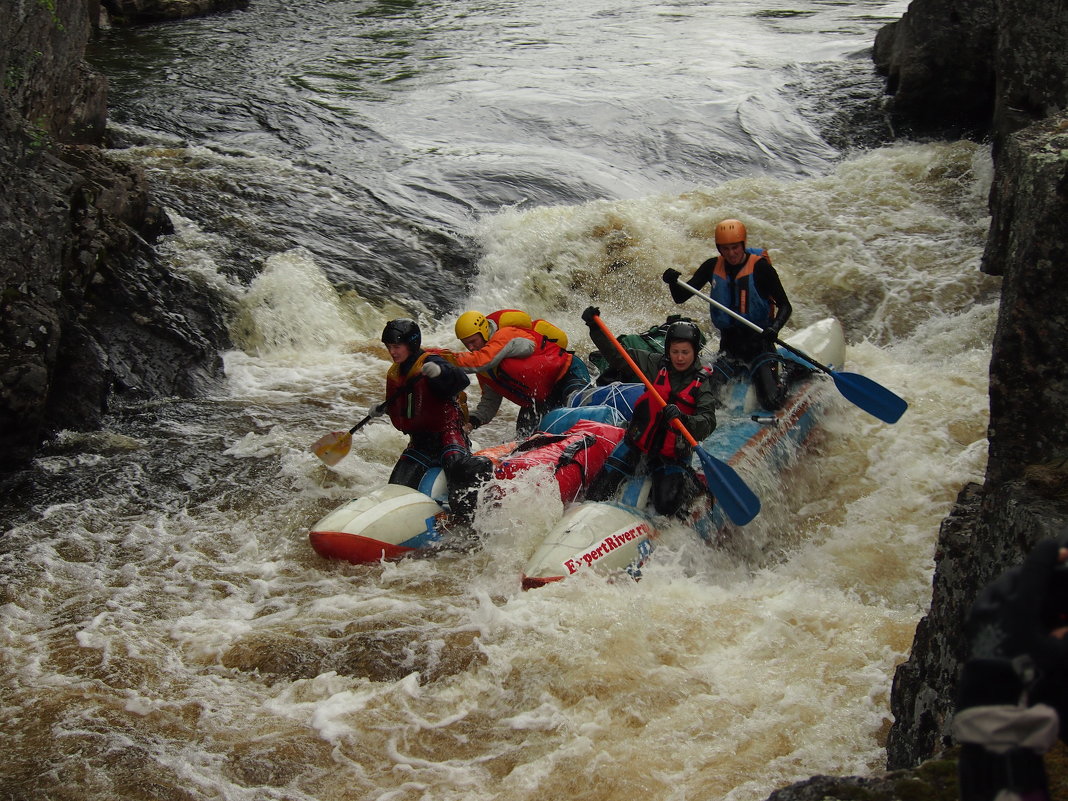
[884,107,1068,773]
[770,2,1068,796]
[101,0,249,25]
[983,112,1068,485]
[990,0,1068,147]
[0,0,234,471]
[873,0,1068,150]
[766,756,959,800]
[872,0,997,140]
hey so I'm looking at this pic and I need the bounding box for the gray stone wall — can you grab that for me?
[872,0,1068,779]
[0,0,234,472]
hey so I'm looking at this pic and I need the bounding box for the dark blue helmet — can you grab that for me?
[381,318,421,350]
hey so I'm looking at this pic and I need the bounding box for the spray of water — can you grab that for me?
[2,140,995,801]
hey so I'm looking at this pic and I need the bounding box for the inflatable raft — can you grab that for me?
[308,318,845,578]
[307,403,633,564]
[520,317,847,589]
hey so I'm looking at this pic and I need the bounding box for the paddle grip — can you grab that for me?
[350,375,426,434]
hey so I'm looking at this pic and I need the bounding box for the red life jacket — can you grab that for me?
[478,328,573,407]
[629,366,708,458]
[385,352,464,434]
[486,309,570,349]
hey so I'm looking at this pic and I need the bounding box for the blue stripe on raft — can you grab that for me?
[397,516,444,550]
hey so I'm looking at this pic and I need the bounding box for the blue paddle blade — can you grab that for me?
[830,370,908,424]
[695,447,760,526]
[672,281,909,426]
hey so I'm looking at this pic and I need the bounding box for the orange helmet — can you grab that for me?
[714,218,747,245]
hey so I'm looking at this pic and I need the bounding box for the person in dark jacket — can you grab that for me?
[580,307,716,517]
[952,537,1068,801]
[662,218,793,409]
[381,318,492,522]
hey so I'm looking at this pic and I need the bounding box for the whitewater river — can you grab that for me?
[1,1,1001,799]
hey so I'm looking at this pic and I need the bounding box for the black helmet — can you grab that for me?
[382,318,421,350]
[665,320,703,351]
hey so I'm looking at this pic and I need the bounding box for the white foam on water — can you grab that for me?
[4,136,996,800]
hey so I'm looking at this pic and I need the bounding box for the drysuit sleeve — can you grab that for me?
[682,377,717,443]
[585,319,658,382]
[450,331,536,372]
[754,259,792,333]
[470,379,504,427]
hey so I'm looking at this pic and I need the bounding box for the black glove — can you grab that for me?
[659,403,682,424]
[662,268,681,285]
[673,441,693,462]
[581,306,600,325]
[761,325,780,344]
[468,415,483,430]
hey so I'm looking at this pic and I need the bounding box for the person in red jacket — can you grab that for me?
[446,310,591,437]
[381,318,492,522]
[581,308,717,517]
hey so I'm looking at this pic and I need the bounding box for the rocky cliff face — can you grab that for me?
[873,0,1068,773]
[872,0,997,139]
[0,0,235,474]
[885,106,1068,771]
[770,1,1068,797]
[873,0,1068,152]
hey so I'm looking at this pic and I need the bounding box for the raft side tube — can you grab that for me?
[522,502,659,588]
[308,485,444,564]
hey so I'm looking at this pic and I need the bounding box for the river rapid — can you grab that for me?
[2,1,1002,799]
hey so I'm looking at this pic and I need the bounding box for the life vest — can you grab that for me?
[487,309,569,349]
[709,253,776,331]
[478,327,574,407]
[628,366,708,458]
[385,352,465,434]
